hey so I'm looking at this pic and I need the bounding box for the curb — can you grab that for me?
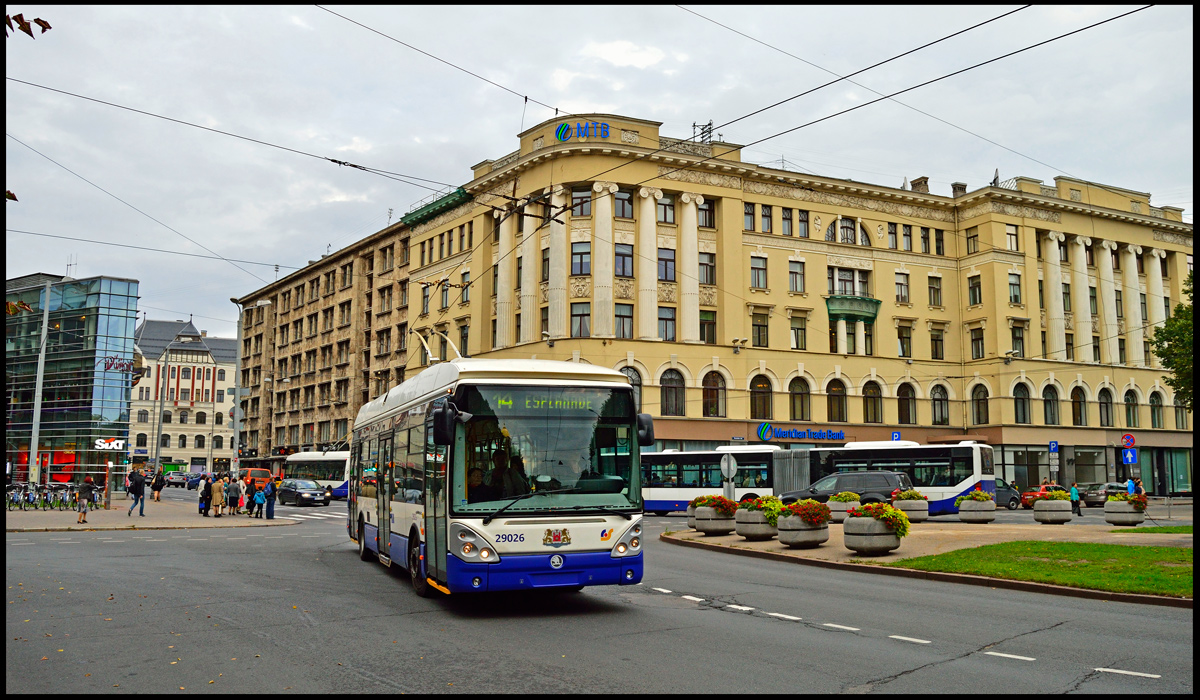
[6,520,300,533]
[660,532,1192,610]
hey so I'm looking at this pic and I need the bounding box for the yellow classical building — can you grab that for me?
[237,113,1193,495]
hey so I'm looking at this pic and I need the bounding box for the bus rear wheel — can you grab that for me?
[357,520,373,562]
[409,537,432,598]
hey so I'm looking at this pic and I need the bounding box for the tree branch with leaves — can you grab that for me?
[1149,270,1193,411]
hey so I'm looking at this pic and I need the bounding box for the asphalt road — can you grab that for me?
[5,511,1192,693]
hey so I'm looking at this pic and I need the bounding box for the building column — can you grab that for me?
[636,187,661,340]
[518,199,539,344]
[1096,239,1120,364]
[1070,235,1093,362]
[591,181,617,338]
[1043,231,1066,360]
[854,320,866,356]
[1121,244,1145,366]
[679,192,703,344]
[546,186,568,340]
[495,208,516,349]
[1145,247,1167,367]
[836,319,848,355]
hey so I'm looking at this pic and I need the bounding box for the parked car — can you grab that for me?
[781,471,914,505]
[1083,482,1129,507]
[994,478,1022,510]
[277,479,330,506]
[165,471,189,488]
[237,468,275,491]
[1020,484,1069,508]
[186,472,214,490]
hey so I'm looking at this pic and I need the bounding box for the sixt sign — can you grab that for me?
[555,121,610,141]
[756,423,845,441]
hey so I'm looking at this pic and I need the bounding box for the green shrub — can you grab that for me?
[737,495,784,526]
[892,490,928,501]
[829,491,860,503]
[954,490,995,508]
[845,502,911,538]
[1033,490,1071,502]
[690,494,738,517]
[1107,492,1149,512]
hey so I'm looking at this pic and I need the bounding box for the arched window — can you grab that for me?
[827,380,847,422]
[750,375,772,420]
[215,412,223,426]
[862,382,882,423]
[620,367,642,413]
[217,369,226,381]
[1042,386,1059,425]
[136,433,147,447]
[931,385,949,425]
[1149,392,1163,429]
[196,412,207,425]
[660,370,685,417]
[1176,400,1189,430]
[181,367,191,380]
[195,434,205,449]
[972,385,989,425]
[825,219,871,246]
[702,372,726,418]
[789,378,810,421]
[178,435,187,449]
[1013,384,1031,424]
[896,383,916,425]
[138,410,149,423]
[162,411,172,424]
[1098,388,1114,427]
[179,411,189,425]
[213,435,224,450]
[1124,390,1139,427]
[1071,387,1087,426]
[160,433,170,448]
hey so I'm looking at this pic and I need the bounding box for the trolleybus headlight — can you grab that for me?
[630,537,640,549]
[615,542,628,554]
[632,523,641,535]
[479,548,494,560]
[461,542,475,556]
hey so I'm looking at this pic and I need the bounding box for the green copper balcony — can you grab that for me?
[825,295,881,323]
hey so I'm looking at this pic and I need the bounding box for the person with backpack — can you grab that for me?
[76,476,96,525]
[127,467,147,517]
[151,470,165,502]
[263,478,277,520]
[252,483,266,518]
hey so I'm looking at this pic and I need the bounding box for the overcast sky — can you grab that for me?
[5,5,1193,338]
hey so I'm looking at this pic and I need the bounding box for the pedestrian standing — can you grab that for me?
[127,467,147,517]
[1069,482,1082,516]
[151,470,165,502]
[246,479,258,518]
[76,476,96,525]
[1134,478,1146,496]
[253,486,266,518]
[263,478,277,520]
[1127,476,1136,495]
[201,476,213,517]
[197,475,205,514]
[211,475,226,517]
[226,477,241,516]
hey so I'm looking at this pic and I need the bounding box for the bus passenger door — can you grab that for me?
[377,436,392,561]
[423,421,448,584]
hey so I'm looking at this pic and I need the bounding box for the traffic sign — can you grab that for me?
[1122,434,1135,448]
[891,431,901,441]
[1122,448,1139,465]
[720,454,738,479]
[1049,440,1059,453]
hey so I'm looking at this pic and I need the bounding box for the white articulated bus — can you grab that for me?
[283,450,350,499]
[348,358,655,597]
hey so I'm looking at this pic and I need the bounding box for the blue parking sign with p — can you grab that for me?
[891,431,901,441]
[1049,441,1059,453]
[1122,448,1138,465]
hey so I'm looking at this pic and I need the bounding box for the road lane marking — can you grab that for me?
[822,623,860,631]
[766,613,801,621]
[301,535,322,538]
[681,595,705,602]
[226,537,247,540]
[726,605,754,611]
[187,539,208,541]
[147,539,167,542]
[1095,668,1160,678]
[985,652,1036,661]
[56,541,80,544]
[11,542,35,546]
[102,540,126,543]
[889,635,932,644]
[651,587,673,593]
[265,536,284,539]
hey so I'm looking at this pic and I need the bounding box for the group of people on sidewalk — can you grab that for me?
[1066,476,1147,516]
[196,474,278,520]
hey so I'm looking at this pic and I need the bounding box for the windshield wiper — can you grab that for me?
[482,487,576,525]
[555,504,633,520]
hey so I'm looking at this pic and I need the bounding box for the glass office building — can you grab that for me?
[6,273,139,484]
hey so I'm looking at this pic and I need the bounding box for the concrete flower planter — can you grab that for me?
[734,510,777,541]
[894,499,929,523]
[777,514,829,549]
[687,505,696,530]
[958,499,996,523]
[1033,499,1072,524]
[693,506,735,536]
[828,500,859,524]
[843,516,901,556]
[1103,500,1145,526]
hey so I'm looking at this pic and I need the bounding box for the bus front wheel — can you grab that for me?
[357,519,373,562]
[409,536,432,598]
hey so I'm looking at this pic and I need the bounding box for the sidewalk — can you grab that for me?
[4,496,297,532]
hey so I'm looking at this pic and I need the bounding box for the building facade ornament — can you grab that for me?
[657,167,742,190]
[659,137,712,157]
[699,286,717,306]
[569,276,591,299]
[614,278,635,300]
[960,200,1062,224]
[621,130,640,145]
[658,282,677,303]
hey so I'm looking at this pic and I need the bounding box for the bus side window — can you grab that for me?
[407,425,425,504]
[391,433,407,503]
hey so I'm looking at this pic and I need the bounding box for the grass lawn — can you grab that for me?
[1114,526,1192,534]
[886,541,1192,598]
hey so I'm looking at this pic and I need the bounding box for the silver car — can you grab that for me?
[1083,482,1128,507]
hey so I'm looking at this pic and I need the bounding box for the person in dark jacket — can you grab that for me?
[77,476,96,525]
[151,470,166,502]
[126,467,147,517]
[200,476,213,517]
[245,478,258,518]
[263,478,277,520]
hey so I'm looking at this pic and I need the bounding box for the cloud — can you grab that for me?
[580,40,665,69]
[335,136,373,154]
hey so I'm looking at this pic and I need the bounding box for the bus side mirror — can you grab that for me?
[636,413,655,447]
[432,406,455,446]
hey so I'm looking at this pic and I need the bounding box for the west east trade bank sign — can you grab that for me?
[757,423,846,442]
[555,121,611,141]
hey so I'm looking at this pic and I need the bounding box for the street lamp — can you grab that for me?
[230,298,272,475]
[151,327,203,472]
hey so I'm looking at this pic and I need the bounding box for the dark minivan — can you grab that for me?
[780,471,913,505]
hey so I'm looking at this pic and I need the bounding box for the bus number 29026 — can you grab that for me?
[494,533,525,543]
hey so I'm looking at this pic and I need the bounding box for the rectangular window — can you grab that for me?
[864,322,874,355]
[461,273,470,303]
[1063,283,1071,312]
[698,199,715,228]
[540,307,549,337]
[761,205,772,233]
[541,248,550,282]
[515,257,523,290]
[656,195,675,224]
[750,257,768,289]
[440,282,450,309]
[1092,337,1100,363]
[1118,338,1126,364]
[968,275,982,306]
[571,188,591,217]
[971,328,985,359]
[698,252,716,285]
[744,203,755,231]
[1139,293,1148,323]
[1086,244,1095,266]
[419,242,426,266]
[571,303,590,338]
[1009,273,1022,304]
[796,209,809,238]
[438,233,445,259]
[658,307,676,342]
[930,328,944,360]
[789,261,805,292]
[1060,240,1069,264]
[421,286,430,315]
[898,325,912,358]
[1088,286,1097,315]
[921,227,930,254]
[966,226,979,254]
[1136,254,1144,274]
[781,209,792,236]
[1112,250,1120,270]
[1011,326,1025,357]
[571,242,591,275]
[615,244,634,277]
[1006,224,1019,251]
[895,273,910,303]
[216,389,224,403]
[615,304,633,339]
[887,222,897,249]
[928,277,942,306]
[700,310,716,345]
[751,313,768,347]
[614,190,633,219]
[935,229,945,256]
[790,316,806,350]
[658,248,676,281]
[1115,290,1123,317]
[902,224,912,251]
[1066,333,1075,361]
[1164,296,1171,318]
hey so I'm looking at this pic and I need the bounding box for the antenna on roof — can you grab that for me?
[991,169,1000,187]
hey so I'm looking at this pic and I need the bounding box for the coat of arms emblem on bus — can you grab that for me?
[542,528,571,547]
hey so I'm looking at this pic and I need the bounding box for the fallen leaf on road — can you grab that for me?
[40,656,48,660]
[84,673,90,677]
[104,618,112,621]
[170,662,177,665]
[209,681,215,684]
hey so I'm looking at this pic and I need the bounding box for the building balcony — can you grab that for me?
[825,295,882,323]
